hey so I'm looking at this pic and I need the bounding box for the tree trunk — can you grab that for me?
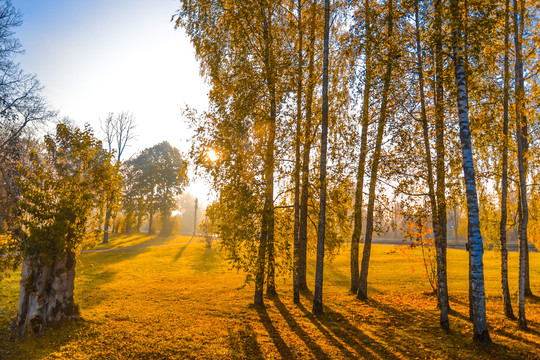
[453,206,458,241]
[525,241,531,296]
[433,0,450,330]
[450,0,491,344]
[148,210,154,235]
[513,0,528,329]
[261,4,277,297]
[15,252,78,334]
[193,198,198,235]
[293,0,303,304]
[357,0,394,301]
[125,214,132,234]
[298,0,317,293]
[102,206,111,244]
[312,0,330,315]
[351,0,372,295]
[415,0,449,330]
[500,0,515,320]
[254,210,268,306]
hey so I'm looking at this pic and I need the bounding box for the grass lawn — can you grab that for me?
[0,234,539,359]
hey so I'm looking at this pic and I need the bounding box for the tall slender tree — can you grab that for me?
[313,0,331,315]
[298,0,318,294]
[433,0,450,331]
[450,0,491,344]
[101,111,136,243]
[500,0,515,320]
[261,2,278,297]
[293,0,304,304]
[350,0,373,295]
[414,0,449,330]
[358,0,395,300]
[513,0,528,329]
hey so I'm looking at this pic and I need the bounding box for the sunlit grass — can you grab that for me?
[0,234,538,359]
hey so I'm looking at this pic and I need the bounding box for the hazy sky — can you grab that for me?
[11,0,210,201]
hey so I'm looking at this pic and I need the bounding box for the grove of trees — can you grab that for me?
[122,141,187,236]
[176,0,539,345]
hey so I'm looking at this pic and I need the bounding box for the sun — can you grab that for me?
[206,149,219,162]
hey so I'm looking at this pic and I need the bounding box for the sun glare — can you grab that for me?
[206,149,219,162]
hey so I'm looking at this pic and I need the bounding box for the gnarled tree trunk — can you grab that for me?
[15,251,78,334]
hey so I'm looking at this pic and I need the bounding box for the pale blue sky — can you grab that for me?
[11,0,210,200]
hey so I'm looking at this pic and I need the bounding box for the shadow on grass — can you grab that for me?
[498,327,540,348]
[292,289,398,359]
[366,297,530,360]
[448,307,471,322]
[96,233,199,252]
[172,236,194,263]
[296,289,529,359]
[100,233,148,248]
[271,296,330,359]
[256,305,295,359]
[296,300,397,360]
[190,247,222,273]
[306,259,349,288]
[228,325,265,360]
[77,246,149,310]
[0,317,91,360]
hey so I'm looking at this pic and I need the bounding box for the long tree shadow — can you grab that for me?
[448,307,471,322]
[190,247,223,273]
[324,304,407,359]
[256,305,295,359]
[271,295,330,359]
[77,246,150,310]
[98,233,148,249]
[299,289,446,359]
[296,301,368,359]
[228,325,265,360]
[172,235,194,262]
[497,328,540,348]
[365,297,529,359]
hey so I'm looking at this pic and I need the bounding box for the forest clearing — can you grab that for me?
[1,234,538,359]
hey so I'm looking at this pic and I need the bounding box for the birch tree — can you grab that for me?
[450,0,491,344]
[358,0,396,300]
[513,0,528,329]
[313,0,331,315]
[499,0,515,320]
[350,0,374,295]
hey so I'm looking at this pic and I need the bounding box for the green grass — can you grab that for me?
[1,234,539,359]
